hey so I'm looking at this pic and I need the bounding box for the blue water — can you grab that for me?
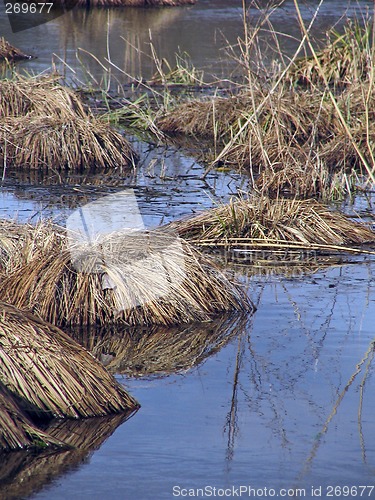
[28,262,375,500]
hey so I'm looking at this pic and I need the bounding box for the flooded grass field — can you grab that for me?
[1,1,375,499]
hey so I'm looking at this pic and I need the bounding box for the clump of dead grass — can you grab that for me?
[0,381,66,451]
[0,74,137,171]
[0,219,64,276]
[155,14,375,199]
[0,74,87,119]
[0,300,139,422]
[167,195,375,251]
[0,115,135,170]
[157,82,375,198]
[0,222,252,327]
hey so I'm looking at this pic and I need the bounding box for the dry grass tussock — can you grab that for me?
[0,75,86,119]
[0,300,139,424]
[0,219,64,275]
[167,196,375,251]
[1,115,134,170]
[0,75,136,170]
[287,19,374,88]
[158,83,375,198]
[0,381,66,451]
[0,221,252,327]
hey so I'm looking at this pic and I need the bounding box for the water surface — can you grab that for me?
[0,2,375,499]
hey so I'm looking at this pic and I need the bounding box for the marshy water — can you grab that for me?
[1,1,375,499]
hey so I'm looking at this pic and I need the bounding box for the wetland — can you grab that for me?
[0,1,375,499]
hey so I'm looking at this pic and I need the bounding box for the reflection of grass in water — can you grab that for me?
[0,412,134,500]
[71,312,252,377]
[358,345,375,467]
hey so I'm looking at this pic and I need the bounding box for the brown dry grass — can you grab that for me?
[0,75,87,119]
[0,219,64,275]
[0,301,139,421]
[156,17,375,199]
[0,115,135,170]
[0,75,137,170]
[287,19,374,88]
[157,83,375,198]
[0,381,66,451]
[0,222,252,327]
[167,195,375,250]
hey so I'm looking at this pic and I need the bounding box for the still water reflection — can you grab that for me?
[1,0,374,86]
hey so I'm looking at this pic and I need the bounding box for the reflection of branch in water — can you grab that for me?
[358,343,375,469]
[297,338,375,482]
[223,289,263,466]
[224,334,245,465]
[0,411,136,500]
[280,278,338,372]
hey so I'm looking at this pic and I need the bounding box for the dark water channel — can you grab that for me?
[1,1,375,499]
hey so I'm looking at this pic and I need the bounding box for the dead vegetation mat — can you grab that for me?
[0,38,33,62]
[167,196,375,253]
[0,301,139,421]
[0,221,252,327]
[0,75,136,171]
[157,81,375,199]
